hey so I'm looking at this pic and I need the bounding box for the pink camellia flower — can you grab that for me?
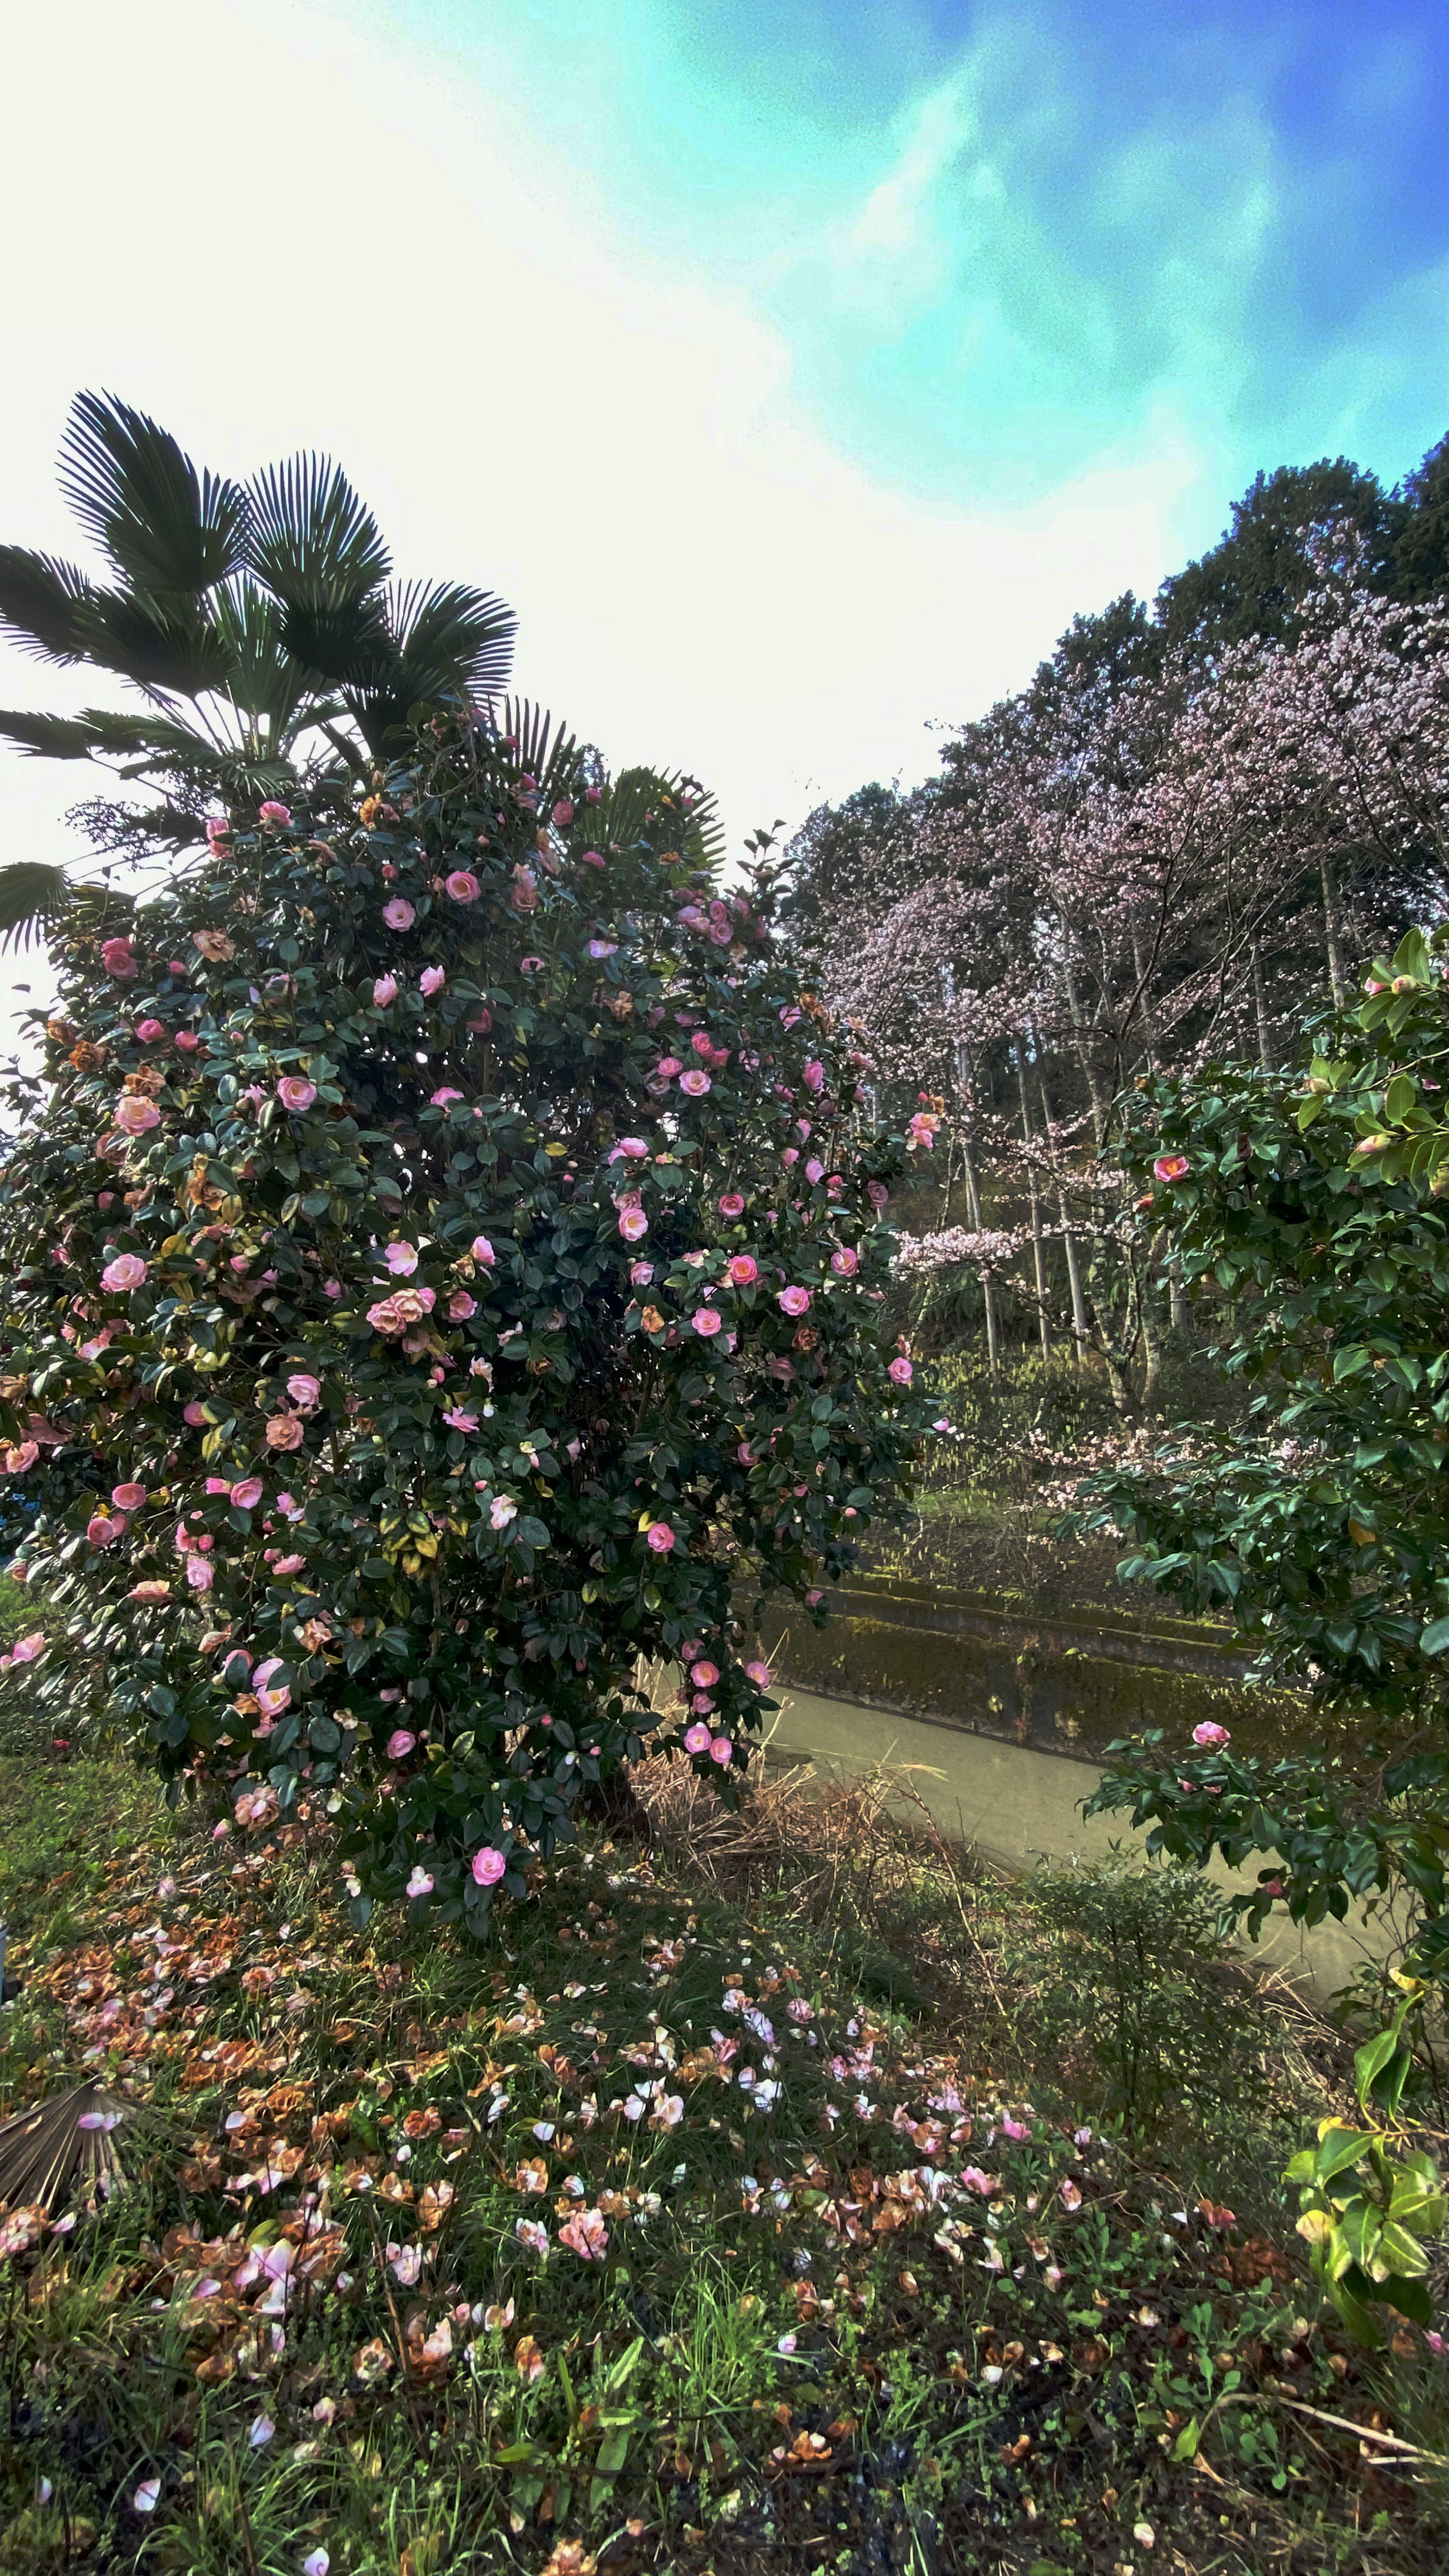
[618,1207,649,1243]
[386,1729,417,1759]
[271,1552,305,1577]
[830,1246,858,1277]
[559,2208,609,2261]
[383,898,415,931]
[444,1408,479,1433]
[286,1373,321,1410]
[684,1720,712,1754]
[266,1414,305,1451]
[552,799,574,827]
[690,1659,720,1688]
[471,1234,496,1267]
[420,965,446,996]
[183,1399,207,1426]
[277,1076,317,1112]
[253,1658,291,1716]
[692,1307,723,1337]
[746,1659,772,1687]
[629,1260,654,1287]
[805,1587,823,1606]
[406,1866,434,1899]
[778,1286,811,1317]
[231,1477,264,1510]
[1153,1153,1190,1184]
[111,1481,147,1511]
[646,1521,676,1554]
[510,869,539,914]
[205,814,230,845]
[610,1137,649,1161]
[385,1241,420,1275]
[445,869,480,903]
[726,1254,758,1287]
[431,1087,465,1107]
[134,1017,165,1043]
[186,1555,214,1592]
[114,1095,161,1135]
[803,1059,825,1093]
[258,800,292,827]
[4,1440,40,1470]
[102,937,137,979]
[101,1252,148,1292]
[448,1289,477,1320]
[87,1513,126,1547]
[678,1068,712,1097]
[656,1056,683,1080]
[581,847,605,867]
[588,939,618,960]
[490,1495,518,1530]
[782,1147,799,1167]
[471,1845,508,1887]
[0,1632,47,1672]
[804,1158,824,1186]
[889,1356,913,1386]
[718,1191,746,1218]
[710,1736,733,1766]
[1192,1721,1231,1748]
[128,1579,171,1603]
[373,975,398,1007]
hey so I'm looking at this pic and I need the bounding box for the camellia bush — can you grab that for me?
[0,712,938,1928]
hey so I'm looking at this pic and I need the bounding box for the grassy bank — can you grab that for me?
[0,1747,1445,2575]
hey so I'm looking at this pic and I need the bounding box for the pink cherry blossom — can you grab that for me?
[101,1253,148,1291]
[383,898,415,930]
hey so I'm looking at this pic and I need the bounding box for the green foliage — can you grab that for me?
[1285,1979,1447,2345]
[0,718,935,1924]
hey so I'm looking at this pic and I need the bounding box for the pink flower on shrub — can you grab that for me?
[726,1254,758,1287]
[684,1720,712,1753]
[552,800,574,827]
[102,938,137,979]
[656,1056,683,1080]
[581,848,605,867]
[689,1659,719,1687]
[254,1659,290,1715]
[271,1552,305,1577]
[186,1555,214,1592]
[406,1866,434,1899]
[266,1414,305,1450]
[710,1736,733,1766]
[385,1241,419,1275]
[258,800,292,827]
[1153,1154,1190,1183]
[386,1729,417,1759]
[448,1289,477,1320]
[746,1659,772,1687]
[692,1307,722,1337]
[830,1247,858,1277]
[646,1521,675,1553]
[782,1147,799,1167]
[618,1208,649,1243]
[444,1408,479,1433]
[445,870,480,903]
[87,1513,126,1547]
[629,1261,654,1287]
[101,1253,148,1291]
[588,939,618,960]
[419,965,446,997]
[383,898,415,930]
[134,1018,165,1043]
[559,2209,608,2261]
[609,1138,649,1161]
[431,1087,464,1107]
[1192,1721,1231,1748]
[373,975,398,1007]
[719,1191,745,1218]
[114,1096,160,1135]
[471,1845,507,1887]
[471,1235,496,1266]
[128,1580,171,1602]
[804,1158,824,1186]
[778,1286,811,1317]
[803,1060,825,1093]
[277,1076,316,1112]
[286,1373,321,1409]
[0,1632,46,1672]
[889,1356,913,1386]
[231,1477,263,1510]
[678,1068,711,1097]
[490,1496,518,1530]
[111,1481,147,1510]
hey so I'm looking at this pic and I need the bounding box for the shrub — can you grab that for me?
[0,715,936,1928]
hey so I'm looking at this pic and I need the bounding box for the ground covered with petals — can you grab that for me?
[0,1750,1445,2576]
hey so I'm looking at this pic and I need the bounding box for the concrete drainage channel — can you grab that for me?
[725,1573,1403,2007]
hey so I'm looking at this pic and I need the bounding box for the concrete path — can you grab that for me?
[761,1682,1401,2008]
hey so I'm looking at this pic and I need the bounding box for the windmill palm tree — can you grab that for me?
[0,391,518,948]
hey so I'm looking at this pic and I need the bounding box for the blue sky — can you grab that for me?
[2,0,1447,1051]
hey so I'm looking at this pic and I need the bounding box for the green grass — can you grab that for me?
[0,1747,1445,2575]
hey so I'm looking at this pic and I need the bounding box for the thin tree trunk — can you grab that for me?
[1015,1044,1052,1364]
[961,1134,1000,1381]
[1251,938,1272,1073]
[1062,940,1109,1147]
[1321,849,1347,1007]
[1037,1070,1088,1364]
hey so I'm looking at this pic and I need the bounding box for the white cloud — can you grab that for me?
[0,0,1206,1050]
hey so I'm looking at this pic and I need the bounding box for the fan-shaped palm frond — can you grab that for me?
[58,392,250,597]
[0,708,109,760]
[386,579,516,706]
[0,859,135,950]
[72,591,235,699]
[475,696,586,812]
[246,455,394,681]
[211,578,316,741]
[0,547,98,665]
[595,764,726,870]
[0,2081,129,2215]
